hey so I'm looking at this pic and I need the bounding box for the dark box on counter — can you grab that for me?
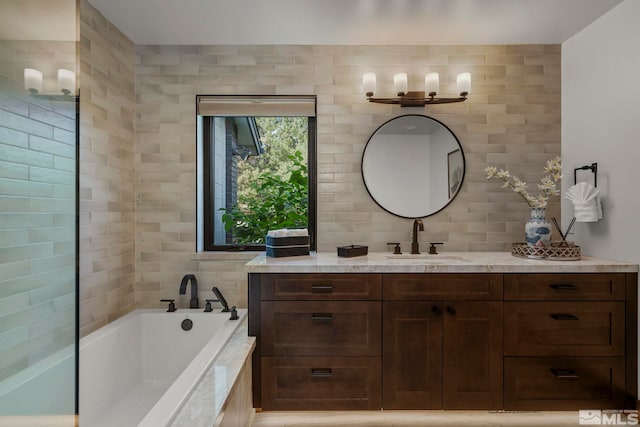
[266,235,310,257]
[337,244,368,258]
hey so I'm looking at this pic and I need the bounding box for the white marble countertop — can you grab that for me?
[245,251,638,273]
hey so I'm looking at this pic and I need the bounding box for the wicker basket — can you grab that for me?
[511,242,581,261]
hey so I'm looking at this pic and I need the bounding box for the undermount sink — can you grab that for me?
[385,254,471,262]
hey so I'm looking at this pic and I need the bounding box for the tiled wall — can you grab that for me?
[78,0,136,336]
[0,41,77,381]
[135,44,561,309]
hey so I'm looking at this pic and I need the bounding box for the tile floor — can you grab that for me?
[252,410,583,426]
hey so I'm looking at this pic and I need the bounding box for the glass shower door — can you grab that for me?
[0,1,78,425]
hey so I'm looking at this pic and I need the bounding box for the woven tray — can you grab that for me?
[511,243,581,261]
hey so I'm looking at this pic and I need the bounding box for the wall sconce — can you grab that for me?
[24,68,76,99]
[363,72,470,107]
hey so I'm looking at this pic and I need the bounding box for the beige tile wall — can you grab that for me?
[78,0,136,336]
[135,44,561,309]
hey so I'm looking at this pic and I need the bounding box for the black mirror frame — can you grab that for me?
[360,114,466,219]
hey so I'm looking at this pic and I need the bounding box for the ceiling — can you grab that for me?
[87,0,624,45]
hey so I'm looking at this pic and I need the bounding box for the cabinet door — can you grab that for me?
[443,301,503,409]
[382,301,443,409]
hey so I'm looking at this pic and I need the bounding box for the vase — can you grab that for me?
[525,207,551,247]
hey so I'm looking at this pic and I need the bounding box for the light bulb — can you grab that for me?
[363,73,376,97]
[24,68,43,93]
[457,72,471,96]
[425,72,439,96]
[394,73,408,96]
[57,69,75,95]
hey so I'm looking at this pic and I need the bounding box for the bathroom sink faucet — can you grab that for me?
[411,219,424,254]
[179,274,199,309]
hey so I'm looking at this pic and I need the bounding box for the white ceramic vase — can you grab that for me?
[525,207,551,247]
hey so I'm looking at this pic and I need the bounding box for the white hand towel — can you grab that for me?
[565,182,600,222]
[267,229,288,237]
[287,228,309,237]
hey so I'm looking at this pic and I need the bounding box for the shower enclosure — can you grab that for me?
[0,1,79,425]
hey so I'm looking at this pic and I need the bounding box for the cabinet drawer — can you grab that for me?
[261,301,381,356]
[505,302,625,356]
[383,274,503,300]
[504,357,627,410]
[261,274,381,301]
[504,273,626,301]
[261,356,381,410]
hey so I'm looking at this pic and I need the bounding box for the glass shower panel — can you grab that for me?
[0,1,78,424]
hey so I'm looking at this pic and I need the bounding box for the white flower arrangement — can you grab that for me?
[484,156,562,208]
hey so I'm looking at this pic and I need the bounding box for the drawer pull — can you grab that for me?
[311,313,334,322]
[550,313,579,321]
[551,369,579,379]
[311,285,333,293]
[311,368,333,377]
[550,283,578,291]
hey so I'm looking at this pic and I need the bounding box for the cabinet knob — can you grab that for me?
[431,305,442,316]
[445,305,456,316]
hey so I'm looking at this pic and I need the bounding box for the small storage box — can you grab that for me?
[266,235,310,258]
[337,245,368,258]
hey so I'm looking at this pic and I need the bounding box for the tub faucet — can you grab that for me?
[179,274,199,309]
[411,219,424,254]
[211,286,230,312]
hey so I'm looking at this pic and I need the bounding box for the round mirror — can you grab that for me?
[361,114,465,218]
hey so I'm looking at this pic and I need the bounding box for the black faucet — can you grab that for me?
[211,286,231,312]
[179,274,199,309]
[411,219,424,254]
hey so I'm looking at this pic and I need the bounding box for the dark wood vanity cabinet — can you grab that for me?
[383,274,503,409]
[249,271,637,411]
[249,273,382,410]
[503,272,637,410]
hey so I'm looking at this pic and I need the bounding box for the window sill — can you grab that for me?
[191,251,264,261]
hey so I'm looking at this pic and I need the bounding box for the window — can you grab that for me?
[197,95,316,251]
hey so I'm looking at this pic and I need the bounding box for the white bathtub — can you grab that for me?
[79,308,248,427]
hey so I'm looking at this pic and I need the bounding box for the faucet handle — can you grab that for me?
[204,299,217,312]
[428,242,443,255]
[160,299,176,312]
[386,242,402,254]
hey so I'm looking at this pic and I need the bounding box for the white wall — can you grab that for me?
[562,0,640,263]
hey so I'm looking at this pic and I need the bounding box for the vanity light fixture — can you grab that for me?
[363,72,470,107]
[24,68,77,99]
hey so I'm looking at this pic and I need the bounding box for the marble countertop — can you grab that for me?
[245,251,639,273]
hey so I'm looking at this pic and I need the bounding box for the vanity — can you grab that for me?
[246,252,638,411]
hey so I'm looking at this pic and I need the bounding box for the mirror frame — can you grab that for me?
[361,114,466,219]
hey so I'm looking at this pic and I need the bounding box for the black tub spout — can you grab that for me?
[179,274,199,309]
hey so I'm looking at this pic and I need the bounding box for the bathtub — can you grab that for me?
[79,308,248,427]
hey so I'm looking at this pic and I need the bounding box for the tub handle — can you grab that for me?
[160,299,176,312]
[311,368,333,378]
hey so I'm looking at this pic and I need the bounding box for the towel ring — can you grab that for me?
[573,162,597,188]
